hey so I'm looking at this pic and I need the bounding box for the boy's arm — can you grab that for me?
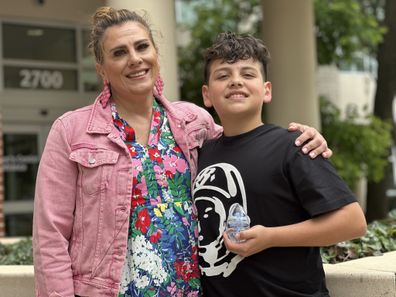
[223,202,366,258]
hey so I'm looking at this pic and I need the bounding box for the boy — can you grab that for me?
[192,32,367,297]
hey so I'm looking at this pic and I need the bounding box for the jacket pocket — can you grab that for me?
[69,148,119,196]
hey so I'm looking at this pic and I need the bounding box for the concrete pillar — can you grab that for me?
[0,113,4,237]
[261,0,320,129]
[106,0,179,101]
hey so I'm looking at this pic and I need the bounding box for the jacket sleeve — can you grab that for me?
[33,119,77,297]
[179,101,223,141]
[200,107,223,141]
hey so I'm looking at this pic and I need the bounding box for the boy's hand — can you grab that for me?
[223,225,271,257]
[288,122,333,159]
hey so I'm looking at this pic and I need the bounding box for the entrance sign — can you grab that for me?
[19,69,63,89]
[4,66,77,90]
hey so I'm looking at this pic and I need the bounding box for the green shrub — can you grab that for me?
[321,210,396,263]
[0,238,33,265]
[320,97,392,190]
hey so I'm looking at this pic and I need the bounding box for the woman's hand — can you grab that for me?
[288,122,332,159]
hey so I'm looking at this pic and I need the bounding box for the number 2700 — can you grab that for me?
[19,69,64,89]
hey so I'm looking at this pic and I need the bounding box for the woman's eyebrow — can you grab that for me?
[108,38,150,53]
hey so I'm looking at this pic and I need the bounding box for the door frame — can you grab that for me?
[2,123,49,235]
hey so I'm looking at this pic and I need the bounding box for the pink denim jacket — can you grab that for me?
[33,91,222,297]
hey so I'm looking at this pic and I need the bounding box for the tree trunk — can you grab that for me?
[366,0,396,222]
[366,164,391,222]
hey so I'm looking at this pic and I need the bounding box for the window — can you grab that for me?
[81,28,100,92]
[2,23,76,62]
[1,21,100,92]
[3,131,39,236]
[3,133,38,202]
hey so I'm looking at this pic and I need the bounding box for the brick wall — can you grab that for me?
[0,113,4,236]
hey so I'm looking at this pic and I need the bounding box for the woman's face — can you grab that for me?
[96,21,160,101]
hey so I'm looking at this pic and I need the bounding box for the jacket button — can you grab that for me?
[88,157,96,165]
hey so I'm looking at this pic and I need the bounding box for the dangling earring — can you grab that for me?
[99,80,111,107]
[153,76,164,98]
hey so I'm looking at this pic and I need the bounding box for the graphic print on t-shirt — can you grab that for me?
[193,163,248,277]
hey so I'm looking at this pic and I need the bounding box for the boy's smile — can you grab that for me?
[202,58,272,136]
[225,90,249,100]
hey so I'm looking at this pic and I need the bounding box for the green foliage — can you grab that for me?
[314,0,386,65]
[0,238,33,265]
[178,0,261,108]
[320,97,392,190]
[321,210,396,263]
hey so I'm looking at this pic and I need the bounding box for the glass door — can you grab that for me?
[3,124,48,236]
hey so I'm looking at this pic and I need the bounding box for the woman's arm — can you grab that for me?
[288,122,332,159]
[33,119,77,297]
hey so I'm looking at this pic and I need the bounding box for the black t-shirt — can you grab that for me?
[192,124,356,297]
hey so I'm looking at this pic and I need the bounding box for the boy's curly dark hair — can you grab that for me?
[203,32,271,84]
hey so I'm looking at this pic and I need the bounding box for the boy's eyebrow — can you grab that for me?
[241,66,260,72]
[212,65,260,73]
[212,67,230,73]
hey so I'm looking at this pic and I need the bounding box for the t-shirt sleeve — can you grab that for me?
[285,145,357,217]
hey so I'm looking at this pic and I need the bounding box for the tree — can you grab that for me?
[366,0,396,221]
[314,0,385,66]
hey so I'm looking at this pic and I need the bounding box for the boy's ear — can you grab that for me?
[202,84,213,108]
[263,81,272,103]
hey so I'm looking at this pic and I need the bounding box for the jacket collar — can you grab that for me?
[86,83,198,135]
[86,94,114,134]
[155,92,198,123]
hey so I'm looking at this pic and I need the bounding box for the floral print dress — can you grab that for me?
[112,100,201,297]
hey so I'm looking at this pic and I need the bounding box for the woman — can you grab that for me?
[33,7,331,297]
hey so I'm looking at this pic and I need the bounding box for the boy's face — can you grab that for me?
[202,58,272,122]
